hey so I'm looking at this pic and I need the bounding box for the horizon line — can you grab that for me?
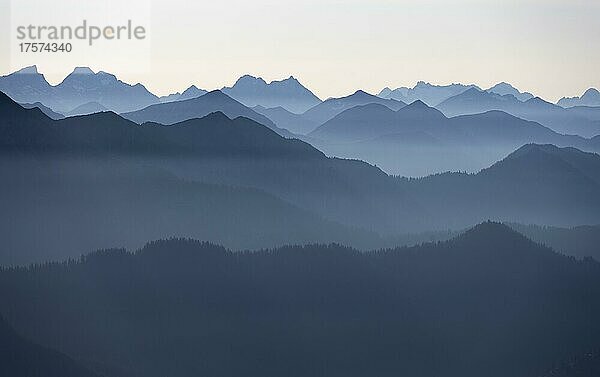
[2,64,598,104]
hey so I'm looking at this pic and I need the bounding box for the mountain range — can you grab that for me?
[558,88,600,108]
[309,99,587,146]
[2,62,600,377]
[402,144,600,229]
[65,101,108,116]
[486,82,534,101]
[20,101,64,119]
[222,74,321,114]
[379,81,480,106]
[121,90,294,137]
[302,90,406,125]
[253,90,409,135]
[0,95,315,158]
[378,82,539,106]
[0,66,159,113]
[159,85,208,103]
[2,65,599,142]
[252,105,319,135]
[1,222,599,377]
[2,90,600,264]
[437,88,600,137]
[508,223,600,260]
[307,99,597,176]
[0,91,404,263]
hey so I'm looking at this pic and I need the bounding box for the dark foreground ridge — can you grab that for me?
[1,222,599,377]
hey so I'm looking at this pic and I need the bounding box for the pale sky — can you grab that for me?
[0,0,599,102]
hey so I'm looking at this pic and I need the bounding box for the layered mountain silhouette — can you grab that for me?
[0,66,54,105]
[0,91,406,263]
[160,85,208,103]
[508,223,600,260]
[65,101,108,116]
[1,222,599,377]
[486,82,534,101]
[0,66,159,113]
[403,144,600,229]
[308,99,596,176]
[0,316,99,377]
[121,90,294,137]
[20,102,64,119]
[0,90,412,245]
[379,81,479,106]
[222,75,321,114]
[437,88,600,137]
[302,90,406,125]
[253,105,319,135]
[3,64,599,140]
[3,62,600,377]
[310,100,446,142]
[0,91,314,158]
[558,88,600,108]
[56,67,159,113]
[2,90,600,262]
[0,156,388,266]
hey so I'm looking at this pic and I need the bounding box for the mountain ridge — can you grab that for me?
[2,221,599,377]
[558,88,600,108]
[437,88,600,137]
[122,90,295,137]
[379,81,480,106]
[302,89,406,125]
[0,66,159,113]
[222,74,321,114]
[487,82,534,101]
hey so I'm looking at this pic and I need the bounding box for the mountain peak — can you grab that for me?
[378,87,392,97]
[175,85,207,100]
[524,96,551,106]
[512,143,557,154]
[484,143,600,184]
[270,75,304,88]
[500,143,567,164]
[558,87,600,108]
[71,67,95,75]
[222,74,321,113]
[181,85,202,95]
[448,221,550,258]
[582,88,600,98]
[405,99,429,109]
[487,82,534,102]
[199,111,231,122]
[489,82,515,91]
[351,89,372,97]
[457,221,528,246]
[235,75,267,86]
[203,89,229,98]
[15,65,39,74]
[399,99,446,119]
